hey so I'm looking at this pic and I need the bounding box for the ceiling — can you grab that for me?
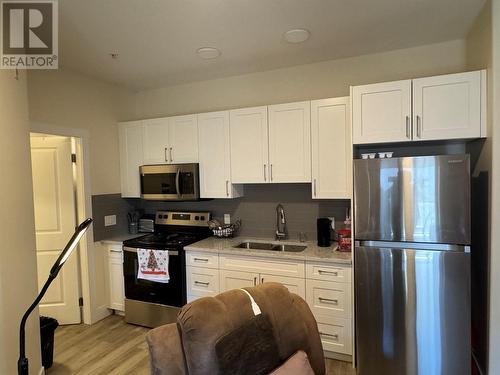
[58,0,486,90]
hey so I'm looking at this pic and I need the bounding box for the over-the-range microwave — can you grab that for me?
[140,163,200,201]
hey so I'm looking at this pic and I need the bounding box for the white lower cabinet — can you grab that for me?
[107,245,125,311]
[185,250,352,357]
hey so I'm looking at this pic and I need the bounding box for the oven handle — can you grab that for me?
[175,168,181,199]
[123,246,179,256]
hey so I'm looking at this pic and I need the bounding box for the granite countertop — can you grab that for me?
[184,236,352,265]
[100,233,145,245]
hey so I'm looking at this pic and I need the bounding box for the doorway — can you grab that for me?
[30,133,86,324]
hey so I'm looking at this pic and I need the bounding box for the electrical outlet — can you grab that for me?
[224,214,231,225]
[104,215,117,227]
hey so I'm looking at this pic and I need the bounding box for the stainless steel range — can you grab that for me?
[122,211,211,327]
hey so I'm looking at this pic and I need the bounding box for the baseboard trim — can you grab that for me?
[324,350,352,362]
[89,304,112,324]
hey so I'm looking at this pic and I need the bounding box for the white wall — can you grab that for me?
[27,68,136,195]
[135,39,467,118]
[0,70,42,374]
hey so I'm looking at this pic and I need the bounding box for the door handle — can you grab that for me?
[175,168,181,198]
[416,115,422,138]
[194,281,209,286]
[405,116,410,139]
[261,277,264,284]
[169,147,173,162]
[253,277,257,286]
[319,332,339,340]
[264,164,267,182]
[318,270,338,276]
[164,147,168,162]
[270,164,273,181]
[319,297,338,305]
[193,258,209,262]
[313,179,317,197]
[226,180,229,197]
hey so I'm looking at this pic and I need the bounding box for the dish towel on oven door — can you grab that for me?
[137,249,170,283]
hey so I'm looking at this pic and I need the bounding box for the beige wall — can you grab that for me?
[135,39,466,119]
[27,68,136,195]
[0,70,42,374]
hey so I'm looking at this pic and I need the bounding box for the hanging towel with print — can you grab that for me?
[137,249,170,283]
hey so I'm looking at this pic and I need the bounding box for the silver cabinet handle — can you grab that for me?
[193,257,209,262]
[318,270,338,276]
[319,332,339,339]
[261,277,264,284]
[319,297,338,305]
[253,277,257,286]
[226,180,229,197]
[194,281,209,286]
[169,147,173,162]
[270,164,273,181]
[164,147,168,162]
[405,116,410,139]
[175,168,181,198]
[416,115,422,138]
[264,164,267,182]
[313,179,317,197]
[110,249,122,253]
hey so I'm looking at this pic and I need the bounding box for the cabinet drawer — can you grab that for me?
[219,255,305,278]
[108,245,123,261]
[186,252,219,269]
[186,266,219,298]
[306,262,351,283]
[306,279,351,322]
[260,274,305,299]
[318,319,352,355]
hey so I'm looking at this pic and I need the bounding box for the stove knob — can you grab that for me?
[158,214,163,219]
[200,216,205,221]
[194,216,199,220]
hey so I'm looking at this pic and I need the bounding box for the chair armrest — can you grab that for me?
[146,323,186,375]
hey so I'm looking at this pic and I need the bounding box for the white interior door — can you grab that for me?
[30,136,80,324]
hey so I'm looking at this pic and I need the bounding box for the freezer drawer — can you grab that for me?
[354,155,470,244]
[355,245,470,375]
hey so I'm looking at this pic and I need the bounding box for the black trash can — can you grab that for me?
[40,316,59,369]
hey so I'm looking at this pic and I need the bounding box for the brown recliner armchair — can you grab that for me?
[146,283,326,375]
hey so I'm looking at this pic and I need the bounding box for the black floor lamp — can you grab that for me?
[18,218,93,375]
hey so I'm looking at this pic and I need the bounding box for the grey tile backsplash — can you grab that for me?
[92,184,350,241]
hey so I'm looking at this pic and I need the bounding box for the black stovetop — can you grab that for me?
[123,230,210,250]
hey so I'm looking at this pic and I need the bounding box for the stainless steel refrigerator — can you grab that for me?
[354,155,471,375]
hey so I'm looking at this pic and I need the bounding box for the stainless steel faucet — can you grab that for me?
[275,204,288,240]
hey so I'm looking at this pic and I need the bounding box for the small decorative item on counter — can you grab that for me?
[127,211,140,234]
[338,209,351,252]
[208,218,242,238]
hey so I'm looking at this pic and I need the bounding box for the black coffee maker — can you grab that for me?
[317,218,332,247]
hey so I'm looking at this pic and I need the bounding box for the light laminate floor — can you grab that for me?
[46,315,355,375]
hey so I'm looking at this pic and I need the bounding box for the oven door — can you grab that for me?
[123,246,186,307]
[140,164,199,201]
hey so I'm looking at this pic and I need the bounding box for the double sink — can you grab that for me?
[234,241,307,253]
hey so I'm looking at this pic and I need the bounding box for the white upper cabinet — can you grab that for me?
[119,121,144,198]
[352,70,486,144]
[311,97,352,199]
[268,101,311,183]
[412,71,483,141]
[142,115,198,164]
[168,114,199,163]
[230,106,269,183]
[198,111,242,199]
[142,118,169,164]
[352,80,412,144]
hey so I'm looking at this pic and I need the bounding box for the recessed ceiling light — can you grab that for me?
[284,29,310,43]
[196,47,221,59]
